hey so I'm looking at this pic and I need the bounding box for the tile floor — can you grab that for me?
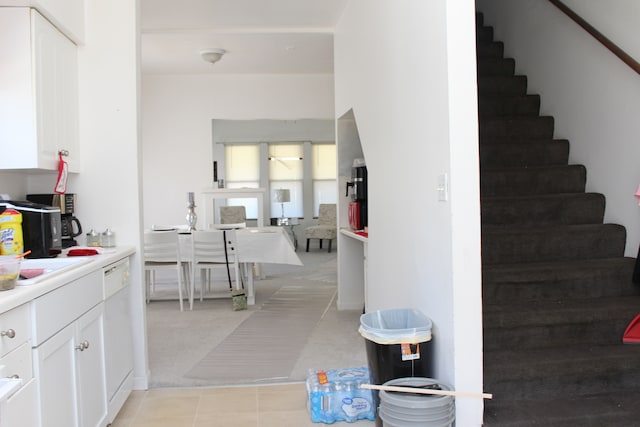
[111,383,376,427]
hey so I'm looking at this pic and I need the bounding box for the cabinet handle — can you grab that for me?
[75,340,90,351]
[1,329,16,339]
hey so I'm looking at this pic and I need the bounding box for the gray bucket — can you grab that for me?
[378,377,455,427]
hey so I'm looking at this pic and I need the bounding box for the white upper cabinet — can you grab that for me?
[0,8,79,172]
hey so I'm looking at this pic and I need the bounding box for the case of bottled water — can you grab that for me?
[306,367,376,424]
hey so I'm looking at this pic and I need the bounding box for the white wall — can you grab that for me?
[75,0,145,389]
[334,0,483,425]
[0,172,27,198]
[562,0,640,61]
[141,74,334,229]
[477,0,640,256]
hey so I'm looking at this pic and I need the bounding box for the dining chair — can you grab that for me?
[305,203,337,252]
[143,230,190,311]
[190,229,241,308]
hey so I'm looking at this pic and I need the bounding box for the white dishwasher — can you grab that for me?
[103,258,133,423]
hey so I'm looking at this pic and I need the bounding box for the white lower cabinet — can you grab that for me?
[76,304,107,427]
[34,304,107,427]
[32,269,108,427]
[0,304,37,427]
[34,323,77,427]
[0,254,135,426]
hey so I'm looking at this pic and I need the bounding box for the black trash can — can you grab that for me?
[359,308,434,426]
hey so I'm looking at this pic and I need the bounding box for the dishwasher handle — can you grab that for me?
[103,259,130,299]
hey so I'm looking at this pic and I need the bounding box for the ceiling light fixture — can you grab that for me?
[200,48,226,65]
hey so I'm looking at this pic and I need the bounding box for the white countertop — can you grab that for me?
[0,246,135,314]
[340,228,368,243]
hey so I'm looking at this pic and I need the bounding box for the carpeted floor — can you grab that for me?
[146,250,368,388]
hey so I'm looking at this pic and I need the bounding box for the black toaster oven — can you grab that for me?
[0,201,62,258]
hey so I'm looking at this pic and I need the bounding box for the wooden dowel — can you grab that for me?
[360,383,493,400]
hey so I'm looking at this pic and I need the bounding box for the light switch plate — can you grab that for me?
[437,173,448,202]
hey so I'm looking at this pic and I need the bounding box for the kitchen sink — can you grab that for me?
[17,257,95,286]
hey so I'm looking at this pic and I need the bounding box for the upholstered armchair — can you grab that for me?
[304,203,337,253]
[219,206,246,225]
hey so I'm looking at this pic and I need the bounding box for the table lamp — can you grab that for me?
[274,189,291,223]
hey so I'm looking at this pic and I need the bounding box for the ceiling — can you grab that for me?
[140,0,348,75]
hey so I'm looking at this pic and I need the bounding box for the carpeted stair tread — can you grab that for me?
[483,296,640,349]
[477,57,515,76]
[484,391,640,427]
[480,116,555,139]
[481,223,626,264]
[476,24,494,43]
[479,94,540,117]
[481,193,604,226]
[478,75,528,96]
[483,257,636,281]
[480,140,569,168]
[484,294,640,327]
[477,41,504,58]
[482,257,638,302]
[483,295,640,323]
[481,164,586,197]
[480,136,568,146]
[484,344,640,399]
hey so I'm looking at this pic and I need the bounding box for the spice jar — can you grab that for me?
[101,228,116,247]
[86,229,101,247]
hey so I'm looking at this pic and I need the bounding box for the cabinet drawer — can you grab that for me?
[32,270,102,346]
[0,304,31,357]
[0,342,33,383]
[3,378,38,427]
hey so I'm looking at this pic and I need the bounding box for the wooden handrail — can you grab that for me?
[548,0,640,75]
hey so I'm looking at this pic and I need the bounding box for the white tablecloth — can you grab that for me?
[177,226,302,305]
[235,227,302,265]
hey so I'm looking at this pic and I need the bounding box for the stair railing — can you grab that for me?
[548,0,640,75]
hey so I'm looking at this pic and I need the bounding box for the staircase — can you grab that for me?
[477,13,640,426]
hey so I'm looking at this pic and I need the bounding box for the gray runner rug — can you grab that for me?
[185,284,336,384]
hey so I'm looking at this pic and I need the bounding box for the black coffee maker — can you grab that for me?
[27,194,83,248]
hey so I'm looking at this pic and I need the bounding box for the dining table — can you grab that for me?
[178,226,302,305]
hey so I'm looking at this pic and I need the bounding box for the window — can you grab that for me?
[312,144,337,216]
[222,141,337,220]
[269,144,303,218]
[224,144,260,219]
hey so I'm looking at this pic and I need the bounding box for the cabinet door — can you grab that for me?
[34,323,79,427]
[76,303,108,427]
[0,8,38,169]
[33,9,79,172]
